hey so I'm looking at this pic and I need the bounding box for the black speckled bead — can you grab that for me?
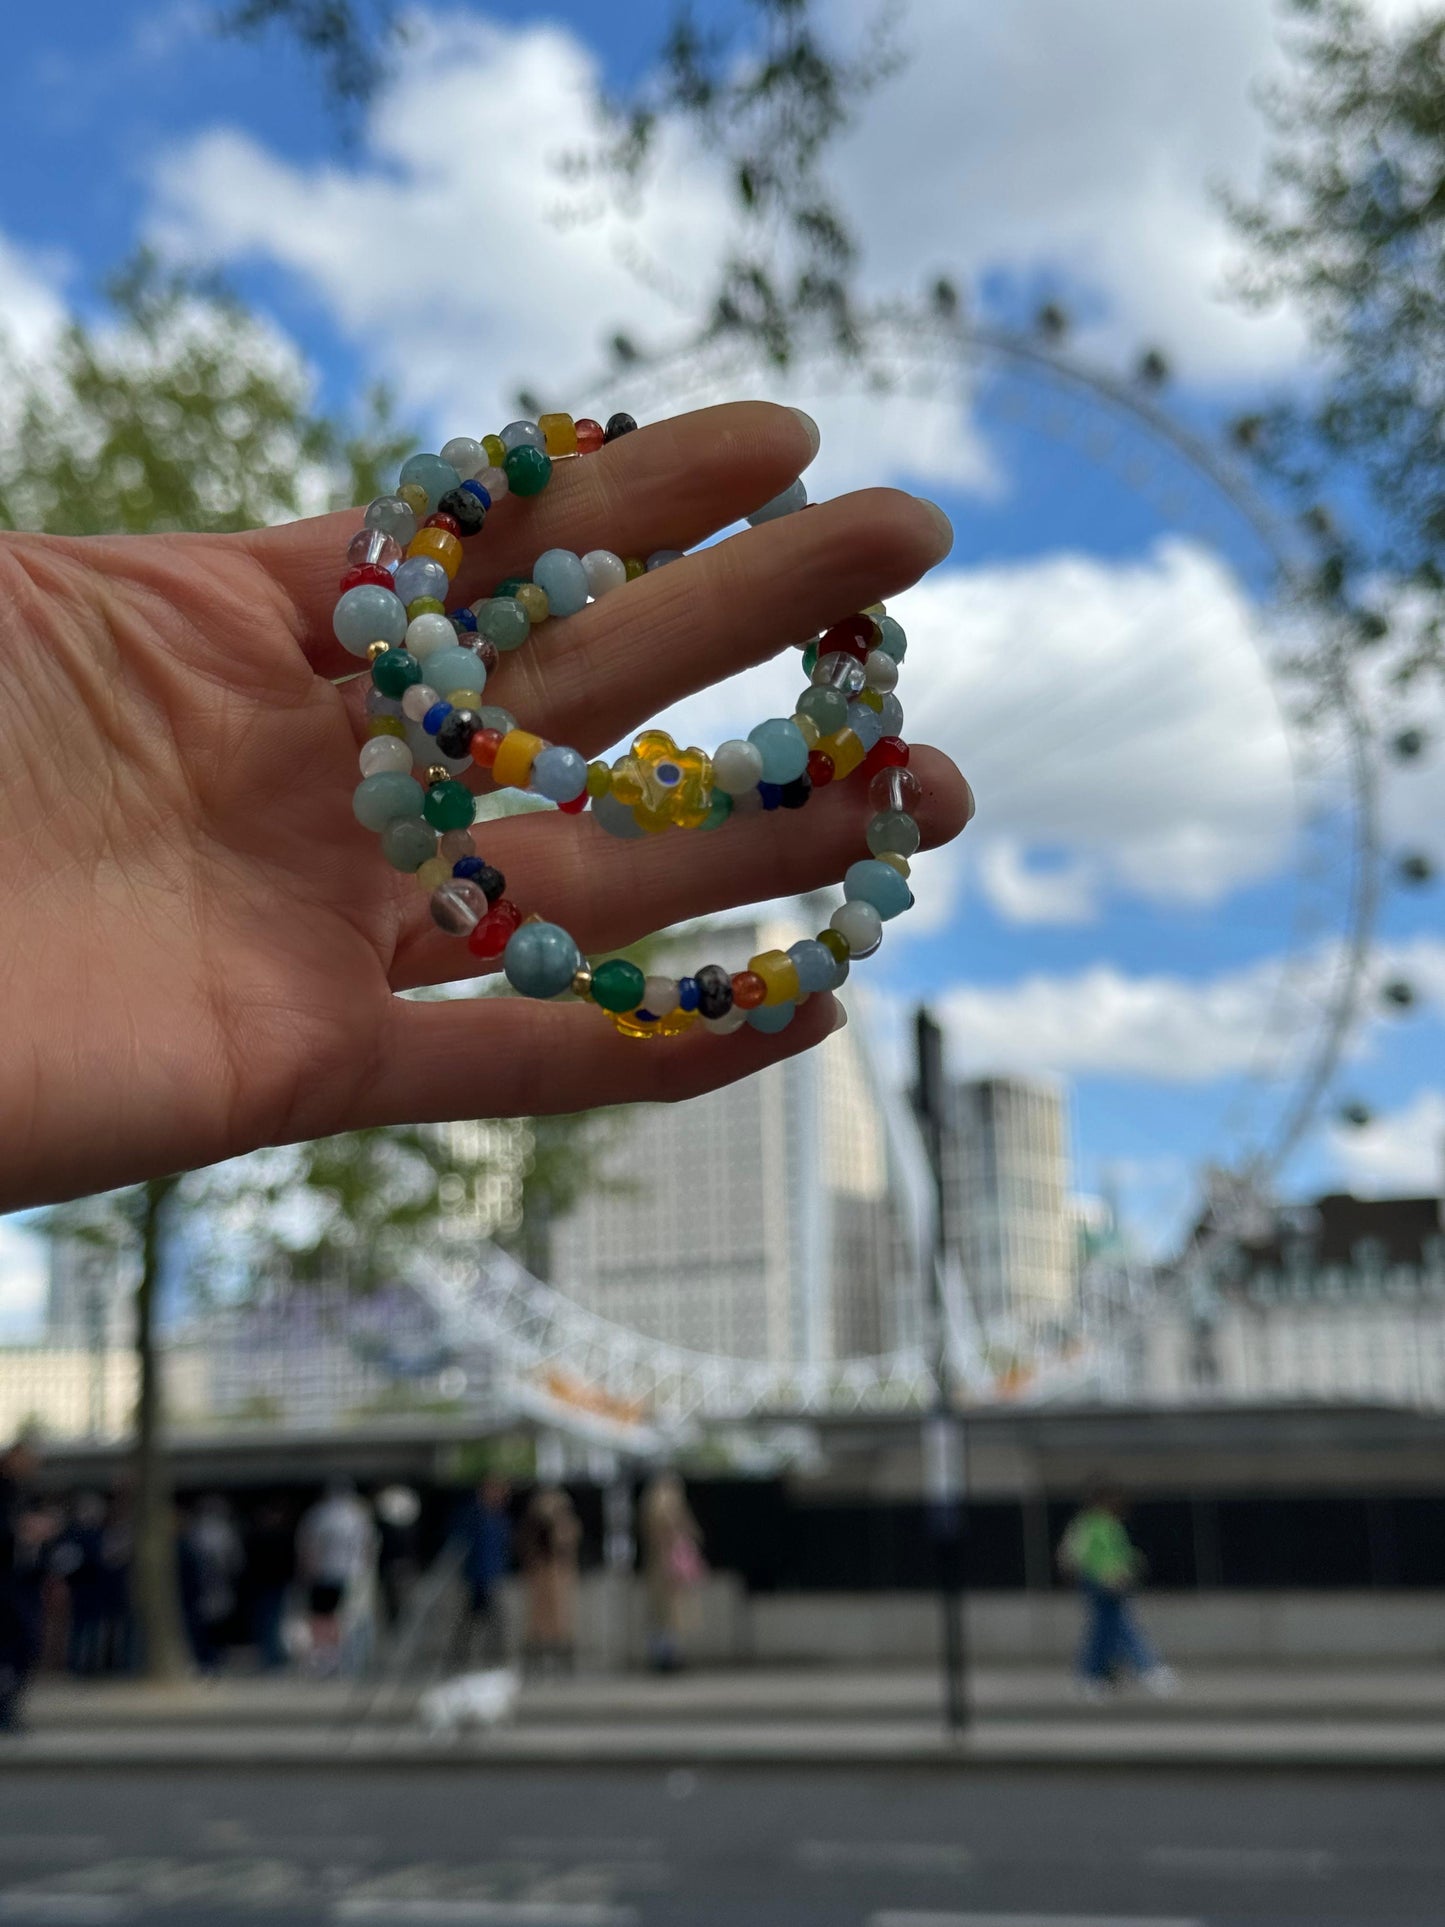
[438,487,487,537]
[779,774,813,810]
[474,862,506,903]
[435,708,480,759]
[603,412,638,444]
[694,963,733,1020]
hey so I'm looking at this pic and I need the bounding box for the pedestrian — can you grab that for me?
[0,1440,59,1734]
[517,1487,581,1676]
[639,1473,706,1674]
[179,1495,245,1675]
[451,1476,513,1667]
[59,1492,108,1677]
[1058,1483,1178,1701]
[374,1485,422,1634]
[95,1491,135,1676]
[245,1501,296,1672]
[296,1480,378,1678]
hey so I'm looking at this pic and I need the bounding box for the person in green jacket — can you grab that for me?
[1058,1485,1178,1701]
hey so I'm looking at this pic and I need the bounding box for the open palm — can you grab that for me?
[2,402,968,1210]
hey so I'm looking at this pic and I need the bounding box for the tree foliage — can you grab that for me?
[1228,0,1445,677]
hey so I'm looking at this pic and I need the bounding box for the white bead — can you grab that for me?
[402,683,441,722]
[864,649,899,692]
[440,437,482,475]
[831,900,884,958]
[582,549,628,599]
[703,1006,748,1035]
[359,736,413,777]
[474,463,508,498]
[642,975,680,1017]
[712,739,765,795]
[405,612,455,662]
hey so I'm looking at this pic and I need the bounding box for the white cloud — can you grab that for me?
[1327,1088,1445,1196]
[0,1219,48,1342]
[0,232,66,359]
[977,842,1103,926]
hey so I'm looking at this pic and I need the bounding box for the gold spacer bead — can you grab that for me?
[366,639,390,664]
[570,964,594,1000]
[425,764,451,786]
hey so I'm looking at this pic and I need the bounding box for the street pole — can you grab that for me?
[913,1006,969,1737]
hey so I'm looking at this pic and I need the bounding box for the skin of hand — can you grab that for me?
[0,402,971,1211]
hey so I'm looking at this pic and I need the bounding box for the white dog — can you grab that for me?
[418,1666,522,1737]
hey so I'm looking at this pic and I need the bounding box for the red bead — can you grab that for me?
[557,792,589,815]
[574,418,606,455]
[424,512,462,538]
[732,971,767,1010]
[466,899,521,960]
[471,727,505,770]
[821,615,876,663]
[339,563,393,593]
[806,750,836,787]
[861,735,910,779]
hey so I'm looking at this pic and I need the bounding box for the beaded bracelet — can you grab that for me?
[341,410,928,1041]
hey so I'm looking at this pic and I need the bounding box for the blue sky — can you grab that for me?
[1,0,1442,1325]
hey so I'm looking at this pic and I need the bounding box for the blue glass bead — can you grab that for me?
[460,479,491,510]
[530,744,588,802]
[451,608,478,633]
[844,858,913,921]
[393,555,450,607]
[787,938,837,993]
[847,701,885,752]
[474,598,530,653]
[500,420,545,453]
[504,921,582,999]
[532,549,590,619]
[591,791,647,839]
[758,781,783,811]
[747,478,808,525]
[423,701,453,735]
[748,717,809,785]
[353,771,424,830]
[453,856,485,880]
[878,693,904,737]
[427,646,488,699]
[678,978,700,1012]
[746,1001,796,1033]
[398,452,461,514]
[334,583,407,657]
[877,615,907,663]
[645,549,684,571]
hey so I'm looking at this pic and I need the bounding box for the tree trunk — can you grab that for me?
[132,1175,189,1682]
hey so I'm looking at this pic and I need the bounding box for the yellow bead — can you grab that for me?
[538,412,579,458]
[818,926,850,965]
[493,729,544,791]
[863,602,886,619]
[407,527,463,577]
[515,582,550,624]
[877,851,911,877]
[406,597,445,620]
[417,856,452,891]
[367,716,406,740]
[816,727,865,778]
[858,687,884,712]
[482,434,506,468]
[398,482,429,516]
[623,557,645,581]
[792,712,821,747]
[749,949,801,1006]
[586,760,611,798]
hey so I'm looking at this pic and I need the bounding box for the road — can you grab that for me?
[0,1767,1440,1925]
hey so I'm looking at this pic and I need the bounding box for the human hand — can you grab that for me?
[1,402,971,1210]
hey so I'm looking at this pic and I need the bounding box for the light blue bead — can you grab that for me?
[746,1001,796,1034]
[645,549,684,570]
[364,688,403,718]
[353,771,424,830]
[397,453,460,514]
[500,420,545,453]
[844,858,913,921]
[787,939,838,994]
[533,549,590,619]
[427,645,488,698]
[747,717,808,784]
[877,615,907,663]
[334,584,407,656]
[878,693,904,737]
[847,701,885,752]
[393,556,449,607]
[475,597,530,652]
[477,704,517,736]
[747,478,808,525]
[405,722,470,776]
[530,744,588,802]
[504,921,582,1000]
[591,791,646,839]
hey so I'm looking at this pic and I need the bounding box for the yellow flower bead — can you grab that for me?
[749,949,801,1006]
[876,851,911,877]
[367,715,407,739]
[398,482,429,516]
[609,1007,699,1039]
[538,412,579,458]
[493,729,544,791]
[586,760,611,798]
[416,856,452,891]
[816,727,866,778]
[408,527,463,577]
[482,434,506,468]
[515,582,550,624]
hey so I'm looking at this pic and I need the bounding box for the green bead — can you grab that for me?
[493,576,531,601]
[371,648,423,698]
[699,788,733,831]
[876,615,907,663]
[504,446,552,497]
[380,816,436,872]
[423,779,476,832]
[476,597,531,653]
[797,685,847,733]
[591,957,646,1013]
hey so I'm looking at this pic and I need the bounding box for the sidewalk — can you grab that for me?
[4,1666,1444,1769]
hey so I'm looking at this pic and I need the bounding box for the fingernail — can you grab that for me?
[830,999,849,1033]
[790,407,821,462]
[961,775,976,826]
[917,495,954,556]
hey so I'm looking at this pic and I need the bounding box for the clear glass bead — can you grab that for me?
[364,495,417,546]
[347,527,402,571]
[440,436,483,475]
[430,879,489,935]
[869,767,922,814]
[812,651,866,695]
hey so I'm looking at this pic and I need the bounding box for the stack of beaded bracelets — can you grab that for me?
[341,409,930,1041]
